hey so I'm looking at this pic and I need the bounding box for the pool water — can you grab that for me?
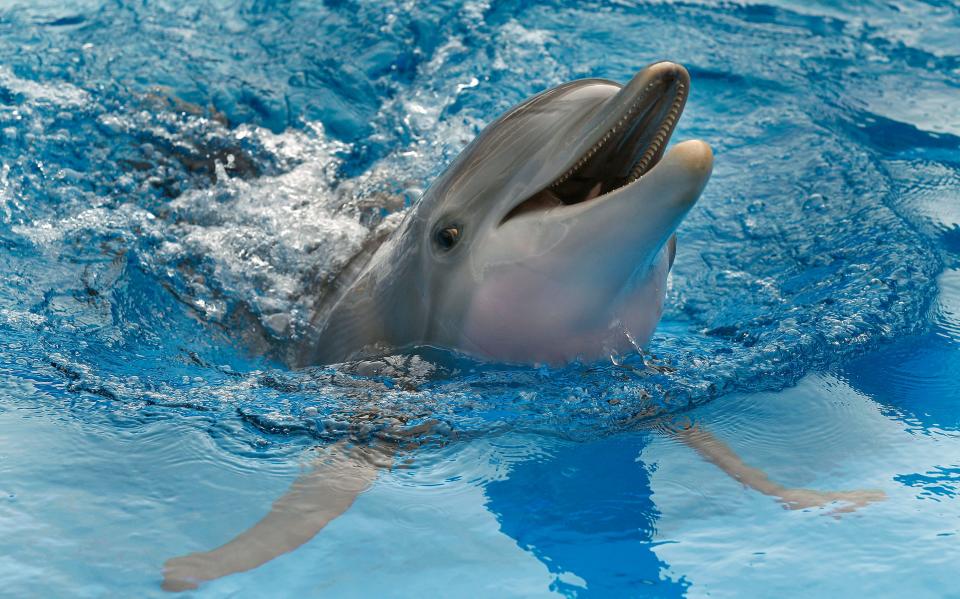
[1,0,958,596]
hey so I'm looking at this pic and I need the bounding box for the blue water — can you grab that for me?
[1,0,958,596]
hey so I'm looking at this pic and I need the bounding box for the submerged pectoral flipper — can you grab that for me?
[162,441,392,592]
[671,423,886,514]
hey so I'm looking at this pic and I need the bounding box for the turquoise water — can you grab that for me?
[0,0,958,596]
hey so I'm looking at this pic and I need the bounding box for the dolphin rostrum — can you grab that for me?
[298,61,712,366]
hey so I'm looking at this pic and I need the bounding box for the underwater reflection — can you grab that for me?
[842,268,960,433]
[842,332,960,433]
[483,434,687,597]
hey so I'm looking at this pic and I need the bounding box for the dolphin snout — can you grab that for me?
[621,61,691,97]
[642,61,689,83]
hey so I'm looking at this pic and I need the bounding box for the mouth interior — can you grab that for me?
[502,76,687,223]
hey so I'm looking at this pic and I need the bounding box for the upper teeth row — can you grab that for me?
[626,82,686,183]
[551,81,687,188]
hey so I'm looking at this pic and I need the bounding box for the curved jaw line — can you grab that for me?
[503,62,692,222]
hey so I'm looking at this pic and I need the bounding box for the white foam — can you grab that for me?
[0,66,90,108]
[155,122,372,334]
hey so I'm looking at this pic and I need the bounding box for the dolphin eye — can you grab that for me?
[435,225,461,251]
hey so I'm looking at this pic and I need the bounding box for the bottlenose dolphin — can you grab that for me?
[299,61,713,366]
[164,62,887,592]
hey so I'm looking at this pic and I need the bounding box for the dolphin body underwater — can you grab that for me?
[298,61,712,366]
[163,63,883,592]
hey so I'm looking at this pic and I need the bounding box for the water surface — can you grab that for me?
[0,0,958,596]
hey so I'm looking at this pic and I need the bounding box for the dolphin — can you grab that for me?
[298,61,712,366]
[165,65,893,591]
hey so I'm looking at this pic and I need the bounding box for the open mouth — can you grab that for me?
[502,64,689,222]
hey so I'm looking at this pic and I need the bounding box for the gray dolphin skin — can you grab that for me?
[298,61,713,366]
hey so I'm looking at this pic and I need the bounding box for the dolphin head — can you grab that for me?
[308,61,712,365]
